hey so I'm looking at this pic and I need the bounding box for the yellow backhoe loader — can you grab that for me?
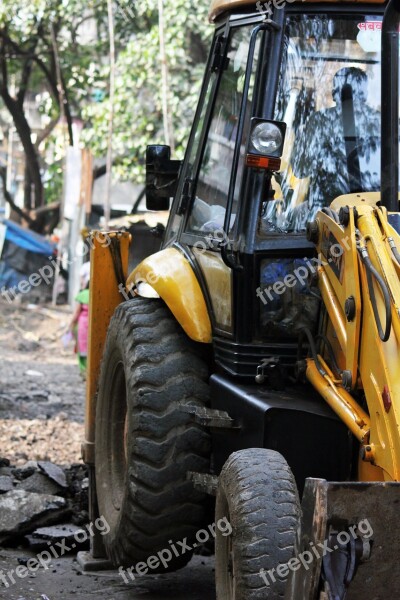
[81,0,400,597]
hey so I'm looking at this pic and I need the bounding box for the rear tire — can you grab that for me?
[95,298,211,570]
[215,448,300,599]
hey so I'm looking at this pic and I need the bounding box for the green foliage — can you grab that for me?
[44,160,64,205]
[82,0,212,183]
[0,0,212,202]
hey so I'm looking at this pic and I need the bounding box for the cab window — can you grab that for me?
[186,25,260,236]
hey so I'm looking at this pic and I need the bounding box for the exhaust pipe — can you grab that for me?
[381,0,400,211]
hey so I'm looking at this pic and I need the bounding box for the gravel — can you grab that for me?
[0,300,85,466]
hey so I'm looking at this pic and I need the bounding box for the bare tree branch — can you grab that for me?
[0,33,9,93]
[0,167,35,226]
[35,116,59,149]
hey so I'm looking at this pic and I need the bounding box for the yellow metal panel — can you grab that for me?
[330,192,400,213]
[312,200,400,481]
[209,0,385,21]
[331,191,381,211]
[83,231,131,465]
[355,207,400,480]
[357,455,384,481]
[192,248,232,330]
[318,266,347,351]
[127,247,212,343]
[315,208,361,388]
[306,358,370,443]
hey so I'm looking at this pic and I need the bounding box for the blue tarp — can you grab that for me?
[0,262,25,290]
[1,219,55,256]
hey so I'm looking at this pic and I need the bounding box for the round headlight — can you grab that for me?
[250,122,283,155]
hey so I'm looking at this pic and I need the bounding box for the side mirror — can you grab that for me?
[146,145,182,211]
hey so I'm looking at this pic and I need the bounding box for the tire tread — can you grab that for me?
[95,298,211,569]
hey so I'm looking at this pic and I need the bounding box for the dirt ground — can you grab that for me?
[0,301,84,466]
[0,550,215,600]
[0,300,215,600]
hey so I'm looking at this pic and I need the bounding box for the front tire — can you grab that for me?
[95,298,211,570]
[215,448,300,599]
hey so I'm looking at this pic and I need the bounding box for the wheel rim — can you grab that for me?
[217,501,236,599]
[109,361,128,511]
[227,511,236,597]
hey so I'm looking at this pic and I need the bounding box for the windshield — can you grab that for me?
[260,15,382,234]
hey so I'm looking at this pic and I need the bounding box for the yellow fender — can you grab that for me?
[126,247,212,343]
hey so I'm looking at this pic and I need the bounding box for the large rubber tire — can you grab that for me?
[215,448,300,600]
[95,297,211,570]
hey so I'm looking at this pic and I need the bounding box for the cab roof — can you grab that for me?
[209,0,386,22]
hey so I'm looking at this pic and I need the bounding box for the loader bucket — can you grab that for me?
[285,479,400,599]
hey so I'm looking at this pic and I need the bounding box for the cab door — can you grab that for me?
[177,22,264,334]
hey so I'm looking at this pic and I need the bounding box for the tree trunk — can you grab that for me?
[23,164,33,211]
[1,92,44,209]
[0,167,35,226]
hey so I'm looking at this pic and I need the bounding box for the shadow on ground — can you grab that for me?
[0,550,215,599]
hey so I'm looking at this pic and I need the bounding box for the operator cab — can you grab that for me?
[149,0,385,380]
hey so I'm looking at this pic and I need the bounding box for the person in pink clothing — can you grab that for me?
[69,262,90,376]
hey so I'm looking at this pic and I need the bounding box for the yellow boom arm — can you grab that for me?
[307,193,400,481]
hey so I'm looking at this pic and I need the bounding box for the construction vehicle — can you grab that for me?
[81,0,400,597]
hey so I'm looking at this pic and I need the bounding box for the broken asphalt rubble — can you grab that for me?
[0,457,89,550]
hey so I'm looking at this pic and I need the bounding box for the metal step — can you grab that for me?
[76,551,113,572]
[180,405,239,429]
[187,471,218,496]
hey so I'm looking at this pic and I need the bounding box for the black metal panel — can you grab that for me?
[232,252,255,343]
[210,374,352,494]
[213,336,298,378]
[381,0,400,211]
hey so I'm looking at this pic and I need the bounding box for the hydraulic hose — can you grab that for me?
[315,333,342,378]
[321,207,340,224]
[298,327,326,376]
[359,246,392,341]
[387,237,400,265]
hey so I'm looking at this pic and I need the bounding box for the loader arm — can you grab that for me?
[306,193,400,481]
